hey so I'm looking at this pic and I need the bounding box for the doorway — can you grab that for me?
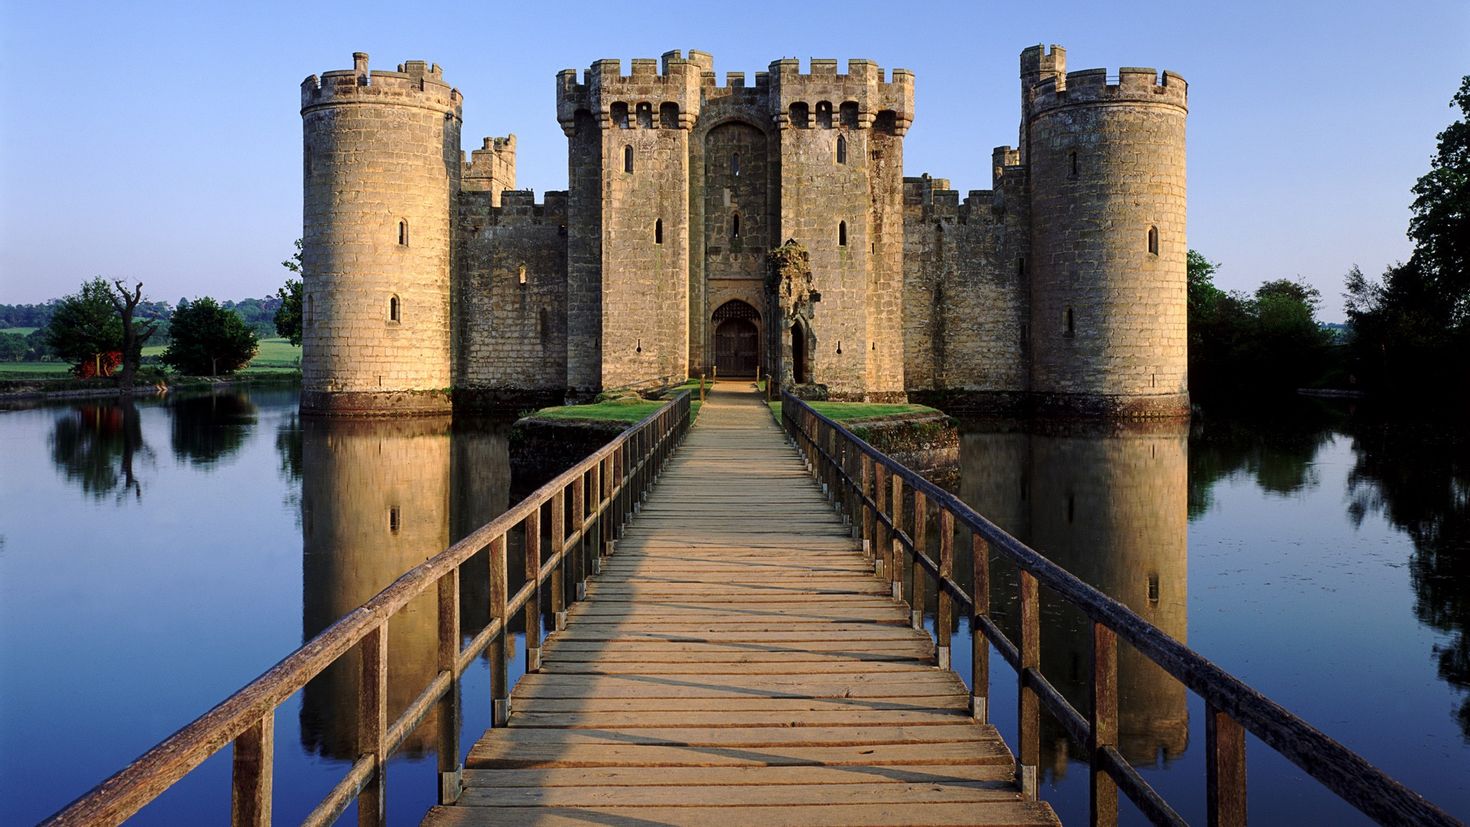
[791,321,808,383]
[712,300,760,377]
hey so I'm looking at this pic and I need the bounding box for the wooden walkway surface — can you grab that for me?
[423,383,1059,826]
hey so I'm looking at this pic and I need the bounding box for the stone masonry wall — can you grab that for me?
[1026,67,1188,415]
[300,54,459,413]
[456,190,568,399]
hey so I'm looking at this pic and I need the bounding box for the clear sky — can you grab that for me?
[1,0,1465,320]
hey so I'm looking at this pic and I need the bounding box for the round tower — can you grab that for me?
[1026,62,1189,417]
[300,53,462,415]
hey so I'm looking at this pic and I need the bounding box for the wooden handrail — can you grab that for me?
[780,391,1458,827]
[42,391,693,827]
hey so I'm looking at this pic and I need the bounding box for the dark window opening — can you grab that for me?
[623,144,634,173]
[636,102,653,129]
[839,101,859,128]
[1148,573,1161,604]
[659,102,679,129]
[791,322,808,383]
[731,213,741,239]
[1018,257,1025,278]
[838,221,847,247]
[816,101,833,129]
[611,102,629,129]
[789,102,809,128]
[1148,225,1160,255]
[731,152,740,177]
[1063,307,1074,337]
[398,220,409,246]
[655,219,663,244]
[389,506,401,534]
[1066,494,1075,523]
[836,135,847,164]
[1069,150,1078,177]
[388,295,401,323]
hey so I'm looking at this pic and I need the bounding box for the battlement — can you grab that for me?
[301,52,462,115]
[768,58,914,132]
[1030,65,1187,114]
[461,189,569,227]
[556,51,704,131]
[463,135,517,205]
[1020,44,1066,80]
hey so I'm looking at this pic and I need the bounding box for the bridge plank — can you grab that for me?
[429,383,1057,827]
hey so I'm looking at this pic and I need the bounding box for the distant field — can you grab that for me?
[1,327,38,336]
[0,338,302,379]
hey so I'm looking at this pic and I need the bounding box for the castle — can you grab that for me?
[298,45,1188,417]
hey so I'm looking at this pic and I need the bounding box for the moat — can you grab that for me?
[1,387,1466,824]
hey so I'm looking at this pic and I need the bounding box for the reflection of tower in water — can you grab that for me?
[299,416,452,759]
[960,420,1189,776]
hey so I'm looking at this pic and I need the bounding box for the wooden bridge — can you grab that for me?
[45,382,1460,827]
[422,384,1055,826]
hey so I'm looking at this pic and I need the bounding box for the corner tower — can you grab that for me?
[300,53,462,415]
[1024,49,1189,417]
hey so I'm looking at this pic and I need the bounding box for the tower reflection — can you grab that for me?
[959,419,1189,776]
[299,416,453,759]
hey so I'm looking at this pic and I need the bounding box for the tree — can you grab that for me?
[106,280,160,396]
[162,297,258,376]
[274,239,304,345]
[1408,75,1470,326]
[44,278,123,377]
[0,332,27,361]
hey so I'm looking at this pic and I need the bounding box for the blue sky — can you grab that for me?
[1,0,1465,319]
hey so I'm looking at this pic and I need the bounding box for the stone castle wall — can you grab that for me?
[301,46,1189,417]
[456,190,568,407]
[300,54,460,415]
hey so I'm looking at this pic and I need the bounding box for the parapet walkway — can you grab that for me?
[423,383,1059,826]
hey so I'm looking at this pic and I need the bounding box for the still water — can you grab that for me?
[0,388,1466,824]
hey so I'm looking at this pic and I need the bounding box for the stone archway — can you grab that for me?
[712,300,760,377]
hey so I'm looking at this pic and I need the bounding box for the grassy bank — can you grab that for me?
[0,338,302,382]
[766,399,940,422]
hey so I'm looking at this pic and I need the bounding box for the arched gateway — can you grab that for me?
[712,300,760,377]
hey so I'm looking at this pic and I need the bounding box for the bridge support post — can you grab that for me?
[358,623,389,825]
[936,510,953,670]
[572,471,587,602]
[525,509,542,673]
[437,568,463,804]
[551,485,567,632]
[860,454,873,562]
[230,713,273,827]
[971,533,991,722]
[489,533,510,727]
[873,464,888,581]
[1018,570,1040,800]
[911,490,927,631]
[1207,703,1248,827]
[890,475,904,601]
[1090,623,1119,826]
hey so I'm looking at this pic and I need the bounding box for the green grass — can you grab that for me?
[0,362,72,376]
[765,399,939,423]
[529,397,664,424]
[1,327,38,336]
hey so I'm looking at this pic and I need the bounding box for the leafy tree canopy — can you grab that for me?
[44,278,123,373]
[162,297,258,376]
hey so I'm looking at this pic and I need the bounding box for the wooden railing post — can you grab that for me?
[1090,623,1119,827]
[488,533,509,727]
[1018,569,1040,800]
[550,485,567,631]
[571,472,587,602]
[860,454,874,562]
[873,464,889,580]
[358,623,388,826]
[601,454,614,561]
[524,508,542,673]
[436,568,463,804]
[936,509,954,670]
[230,714,273,827]
[1207,703,1248,827]
[971,533,991,722]
[910,489,928,631]
[889,474,904,601]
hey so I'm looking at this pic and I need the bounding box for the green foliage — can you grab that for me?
[163,297,259,376]
[0,332,28,361]
[274,277,303,346]
[1408,75,1470,326]
[1186,252,1335,396]
[44,278,123,374]
[804,401,939,422]
[529,397,663,423]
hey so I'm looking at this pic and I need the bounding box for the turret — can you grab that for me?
[299,53,462,415]
[1024,51,1189,417]
[463,135,517,206]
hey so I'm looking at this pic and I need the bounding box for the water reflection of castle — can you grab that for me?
[960,421,1189,775]
[298,416,509,759]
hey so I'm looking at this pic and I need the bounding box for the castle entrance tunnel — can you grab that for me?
[712,300,760,377]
